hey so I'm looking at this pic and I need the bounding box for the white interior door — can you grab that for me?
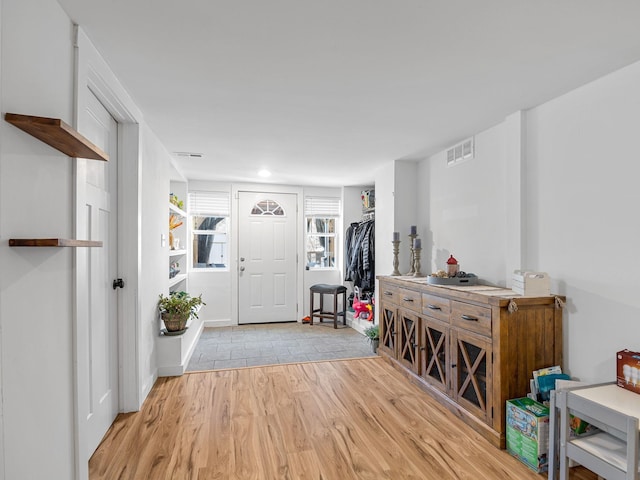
[238,192,298,324]
[75,90,119,465]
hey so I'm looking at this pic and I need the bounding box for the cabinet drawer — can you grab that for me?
[380,285,399,305]
[422,293,450,323]
[397,288,421,313]
[451,301,491,337]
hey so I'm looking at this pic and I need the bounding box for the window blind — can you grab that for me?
[304,197,341,217]
[188,191,230,216]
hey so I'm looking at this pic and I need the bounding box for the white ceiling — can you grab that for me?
[57,0,640,187]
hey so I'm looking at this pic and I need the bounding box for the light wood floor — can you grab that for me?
[89,357,596,479]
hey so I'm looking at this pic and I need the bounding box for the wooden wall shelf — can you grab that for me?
[9,238,103,247]
[4,113,109,161]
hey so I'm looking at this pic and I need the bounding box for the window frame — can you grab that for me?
[188,191,231,272]
[304,197,341,271]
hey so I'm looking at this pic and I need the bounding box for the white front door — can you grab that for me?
[238,192,298,324]
[75,90,119,465]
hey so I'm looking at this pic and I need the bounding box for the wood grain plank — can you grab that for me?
[5,112,109,160]
[9,238,103,247]
[285,449,323,480]
[89,358,595,480]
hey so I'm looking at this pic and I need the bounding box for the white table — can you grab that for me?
[549,383,640,480]
[571,384,640,421]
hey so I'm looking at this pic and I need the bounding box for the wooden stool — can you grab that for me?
[309,284,347,329]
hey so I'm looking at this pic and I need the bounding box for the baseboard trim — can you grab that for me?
[203,319,233,328]
[139,372,157,409]
[346,312,373,335]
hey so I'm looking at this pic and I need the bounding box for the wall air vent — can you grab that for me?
[446,137,474,166]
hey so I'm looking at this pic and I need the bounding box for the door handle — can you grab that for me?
[240,266,245,272]
[112,278,124,290]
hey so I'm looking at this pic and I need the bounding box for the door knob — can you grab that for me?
[112,278,125,290]
[240,266,245,272]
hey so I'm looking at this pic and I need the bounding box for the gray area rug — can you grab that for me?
[186,322,376,371]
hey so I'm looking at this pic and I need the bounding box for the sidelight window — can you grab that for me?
[189,191,230,270]
[304,197,340,270]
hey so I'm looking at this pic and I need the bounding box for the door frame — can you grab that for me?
[231,184,304,325]
[73,27,143,480]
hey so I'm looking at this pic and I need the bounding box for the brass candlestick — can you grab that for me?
[391,240,401,276]
[413,246,424,277]
[406,233,417,275]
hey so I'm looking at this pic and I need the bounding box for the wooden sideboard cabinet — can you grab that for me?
[378,275,564,448]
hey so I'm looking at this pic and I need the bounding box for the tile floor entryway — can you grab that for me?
[186,322,375,371]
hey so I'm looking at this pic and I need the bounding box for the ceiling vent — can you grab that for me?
[174,152,204,159]
[446,137,474,166]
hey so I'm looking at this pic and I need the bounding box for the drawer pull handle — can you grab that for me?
[403,297,414,302]
[384,291,393,296]
[427,304,441,310]
[461,314,478,322]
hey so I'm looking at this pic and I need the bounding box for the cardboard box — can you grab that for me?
[512,270,550,296]
[616,349,640,395]
[506,397,549,473]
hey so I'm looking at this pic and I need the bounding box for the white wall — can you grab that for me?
[343,186,366,228]
[302,186,342,317]
[414,59,640,383]
[419,125,508,284]
[186,182,343,324]
[374,160,419,278]
[186,181,233,326]
[525,60,640,382]
[0,0,76,478]
[504,111,525,281]
[394,161,419,275]
[374,162,396,278]
[0,1,178,477]
[373,162,395,323]
[0,2,5,476]
[141,125,172,391]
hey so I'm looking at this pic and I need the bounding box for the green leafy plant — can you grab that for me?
[169,193,184,210]
[363,324,379,342]
[158,291,204,319]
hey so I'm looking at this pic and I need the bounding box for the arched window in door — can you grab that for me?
[250,199,285,216]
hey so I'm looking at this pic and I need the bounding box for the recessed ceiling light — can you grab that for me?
[258,169,271,178]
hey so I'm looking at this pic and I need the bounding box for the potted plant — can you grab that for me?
[158,291,204,335]
[363,324,380,353]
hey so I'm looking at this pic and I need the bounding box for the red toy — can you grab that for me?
[352,288,374,321]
